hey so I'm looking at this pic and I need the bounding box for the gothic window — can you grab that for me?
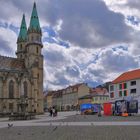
[24,81,28,97]
[36,47,38,54]
[36,36,39,41]
[20,44,22,50]
[9,80,14,98]
[0,78,2,98]
[9,103,14,112]
[31,36,34,41]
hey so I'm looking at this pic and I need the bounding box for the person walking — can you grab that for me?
[49,107,53,117]
[55,108,58,116]
[52,107,55,117]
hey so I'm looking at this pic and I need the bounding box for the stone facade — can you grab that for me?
[0,3,44,114]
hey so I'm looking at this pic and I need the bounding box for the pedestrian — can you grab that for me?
[98,105,102,117]
[52,107,55,117]
[112,104,115,116]
[55,108,58,116]
[49,107,53,117]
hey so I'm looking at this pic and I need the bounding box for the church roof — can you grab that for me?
[17,14,27,42]
[0,56,25,71]
[29,2,41,32]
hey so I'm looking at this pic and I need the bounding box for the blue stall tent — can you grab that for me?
[80,103,101,115]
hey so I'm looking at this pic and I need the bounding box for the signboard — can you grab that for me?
[127,100,138,113]
[115,100,138,114]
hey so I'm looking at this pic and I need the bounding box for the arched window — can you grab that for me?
[0,78,3,98]
[36,47,38,54]
[9,80,14,98]
[36,36,39,41]
[31,36,34,41]
[24,81,28,97]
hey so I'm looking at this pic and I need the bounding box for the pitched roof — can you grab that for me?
[67,83,86,89]
[90,87,108,95]
[0,56,25,71]
[112,69,140,84]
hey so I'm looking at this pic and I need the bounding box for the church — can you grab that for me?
[0,3,44,114]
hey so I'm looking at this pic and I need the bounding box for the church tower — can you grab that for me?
[16,14,27,59]
[26,2,44,113]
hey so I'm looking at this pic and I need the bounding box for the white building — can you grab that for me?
[109,69,140,112]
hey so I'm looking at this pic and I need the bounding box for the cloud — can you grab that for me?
[0,0,140,90]
[98,47,139,72]
[125,0,140,11]
[0,26,17,57]
[42,0,132,48]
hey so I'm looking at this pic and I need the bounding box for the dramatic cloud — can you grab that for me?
[0,0,140,90]
[42,0,133,48]
[98,48,139,72]
[0,26,17,57]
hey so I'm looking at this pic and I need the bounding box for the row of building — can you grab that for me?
[44,69,140,112]
[44,83,109,111]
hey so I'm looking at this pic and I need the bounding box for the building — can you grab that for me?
[43,91,53,110]
[62,83,90,110]
[78,95,93,105]
[90,87,109,104]
[109,69,140,111]
[52,90,63,111]
[78,87,109,105]
[44,83,90,111]
[0,3,44,114]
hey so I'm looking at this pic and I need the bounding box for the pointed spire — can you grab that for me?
[29,2,41,32]
[18,14,27,42]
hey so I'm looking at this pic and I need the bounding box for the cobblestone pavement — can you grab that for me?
[0,112,140,140]
[0,126,140,140]
[50,114,140,122]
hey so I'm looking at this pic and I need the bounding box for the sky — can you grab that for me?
[0,0,140,90]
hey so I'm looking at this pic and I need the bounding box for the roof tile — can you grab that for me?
[112,69,140,84]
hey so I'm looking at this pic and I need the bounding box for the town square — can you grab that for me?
[0,0,140,140]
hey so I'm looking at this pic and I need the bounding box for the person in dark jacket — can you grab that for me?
[55,108,58,116]
[49,107,53,117]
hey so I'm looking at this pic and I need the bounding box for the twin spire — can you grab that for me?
[18,2,41,42]
[18,14,27,42]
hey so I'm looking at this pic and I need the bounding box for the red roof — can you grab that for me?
[90,87,108,95]
[112,69,140,84]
